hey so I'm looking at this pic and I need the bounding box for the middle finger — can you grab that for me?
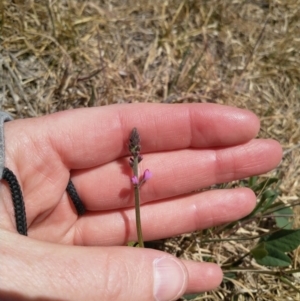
[70,139,281,211]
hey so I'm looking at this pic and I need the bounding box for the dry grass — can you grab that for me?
[1,0,300,300]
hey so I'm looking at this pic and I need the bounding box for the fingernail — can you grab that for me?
[153,257,187,301]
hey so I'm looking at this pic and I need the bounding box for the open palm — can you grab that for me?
[0,103,282,301]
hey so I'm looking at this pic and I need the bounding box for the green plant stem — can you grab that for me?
[222,252,251,268]
[133,157,144,248]
[224,267,300,276]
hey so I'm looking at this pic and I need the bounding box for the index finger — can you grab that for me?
[15,103,260,169]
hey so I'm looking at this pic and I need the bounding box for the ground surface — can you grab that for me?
[1,1,300,300]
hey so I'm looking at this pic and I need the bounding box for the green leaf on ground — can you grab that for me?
[255,244,291,267]
[252,229,300,267]
[259,229,300,252]
[250,243,268,259]
[274,206,293,229]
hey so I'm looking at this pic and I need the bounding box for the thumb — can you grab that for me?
[1,231,221,301]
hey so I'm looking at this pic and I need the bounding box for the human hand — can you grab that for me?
[0,103,282,301]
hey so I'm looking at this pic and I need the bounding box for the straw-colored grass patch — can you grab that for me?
[2,0,300,299]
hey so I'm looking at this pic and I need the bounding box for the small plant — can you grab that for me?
[183,177,300,300]
[128,127,152,248]
[225,176,300,268]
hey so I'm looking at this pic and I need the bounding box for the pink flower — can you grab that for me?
[142,169,152,181]
[131,176,139,185]
[131,170,152,186]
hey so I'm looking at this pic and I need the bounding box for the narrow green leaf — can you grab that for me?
[183,293,202,300]
[248,176,258,188]
[261,190,278,212]
[280,276,300,293]
[223,272,237,279]
[248,189,278,217]
[250,177,278,192]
